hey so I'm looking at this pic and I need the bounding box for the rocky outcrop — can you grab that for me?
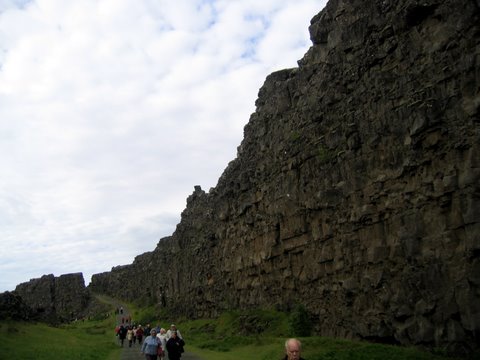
[0,291,34,321]
[90,0,479,355]
[14,273,89,322]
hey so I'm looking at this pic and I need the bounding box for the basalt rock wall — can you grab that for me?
[90,0,480,354]
[0,291,35,321]
[14,273,89,323]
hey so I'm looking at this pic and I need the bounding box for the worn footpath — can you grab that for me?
[115,304,202,360]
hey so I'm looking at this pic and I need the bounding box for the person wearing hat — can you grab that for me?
[166,324,182,339]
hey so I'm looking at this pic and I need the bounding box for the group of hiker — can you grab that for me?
[115,324,305,359]
[115,322,185,360]
[114,307,306,360]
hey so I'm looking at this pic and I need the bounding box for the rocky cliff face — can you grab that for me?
[90,0,479,354]
[0,291,34,321]
[14,273,89,322]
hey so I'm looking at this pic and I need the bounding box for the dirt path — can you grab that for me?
[109,301,202,360]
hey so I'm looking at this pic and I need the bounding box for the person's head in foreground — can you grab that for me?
[284,338,302,360]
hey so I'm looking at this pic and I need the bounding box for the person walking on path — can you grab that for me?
[144,324,152,338]
[136,325,144,344]
[127,326,134,347]
[141,328,162,360]
[132,326,138,345]
[156,328,168,360]
[118,325,128,347]
[166,331,185,360]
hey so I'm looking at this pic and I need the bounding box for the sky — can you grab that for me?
[0,0,327,292]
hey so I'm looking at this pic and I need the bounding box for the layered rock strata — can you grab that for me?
[91,0,479,354]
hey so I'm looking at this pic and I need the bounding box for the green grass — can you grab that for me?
[0,312,120,360]
[184,333,465,360]
[129,303,160,326]
[1,299,473,360]
[174,309,465,360]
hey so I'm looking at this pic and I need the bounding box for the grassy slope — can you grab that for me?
[0,319,120,360]
[1,298,471,360]
[177,314,464,360]
[0,294,120,360]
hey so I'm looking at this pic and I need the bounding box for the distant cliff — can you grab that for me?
[0,291,34,321]
[13,273,89,323]
[90,0,479,354]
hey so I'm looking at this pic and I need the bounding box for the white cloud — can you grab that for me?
[0,0,327,292]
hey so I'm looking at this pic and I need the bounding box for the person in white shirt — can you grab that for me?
[166,324,182,339]
[156,328,168,359]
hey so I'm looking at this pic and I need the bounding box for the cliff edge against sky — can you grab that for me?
[8,0,480,355]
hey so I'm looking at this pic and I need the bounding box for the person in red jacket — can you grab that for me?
[136,325,144,344]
